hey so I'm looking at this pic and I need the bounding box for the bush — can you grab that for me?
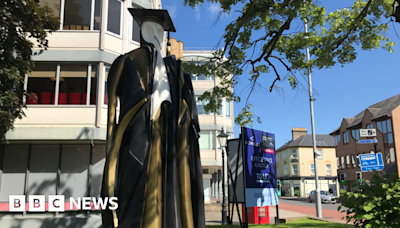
[339,172,400,227]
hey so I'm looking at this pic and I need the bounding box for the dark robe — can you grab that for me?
[100,45,205,228]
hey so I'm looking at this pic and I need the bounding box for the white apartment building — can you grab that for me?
[181,48,235,203]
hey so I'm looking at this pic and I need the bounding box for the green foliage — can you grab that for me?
[0,0,59,137]
[339,172,400,227]
[182,0,398,126]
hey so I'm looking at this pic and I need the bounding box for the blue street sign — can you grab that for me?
[359,153,384,172]
[358,139,378,144]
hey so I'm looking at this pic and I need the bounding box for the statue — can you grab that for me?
[100,9,206,228]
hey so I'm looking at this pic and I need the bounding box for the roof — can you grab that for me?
[277,134,335,151]
[331,94,400,133]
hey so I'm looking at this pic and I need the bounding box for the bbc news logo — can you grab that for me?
[9,195,118,212]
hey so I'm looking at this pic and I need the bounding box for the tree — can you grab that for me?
[182,0,399,126]
[0,0,59,137]
[339,172,400,227]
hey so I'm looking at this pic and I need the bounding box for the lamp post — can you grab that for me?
[218,127,229,225]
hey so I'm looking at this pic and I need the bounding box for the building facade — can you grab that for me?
[276,128,339,197]
[179,44,235,203]
[330,94,400,191]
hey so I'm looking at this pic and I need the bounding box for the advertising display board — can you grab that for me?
[241,127,278,207]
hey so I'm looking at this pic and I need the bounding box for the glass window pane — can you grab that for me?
[28,145,59,198]
[132,6,140,42]
[388,133,393,145]
[63,0,92,30]
[88,64,98,105]
[382,121,387,133]
[387,119,392,133]
[226,100,230,117]
[210,131,215,150]
[0,145,29,201]
[90,145,106,197]
[39,0,61,21]
[104,66,110,105]
[377,122,382,132]
[107,0,121,35]
[94,0,101,30]
[60,145,90,201]
[27,63,57,105]
[59,64,88,105]
[199,131,211,150]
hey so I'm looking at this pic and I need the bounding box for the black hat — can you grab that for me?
[128,8,176,32]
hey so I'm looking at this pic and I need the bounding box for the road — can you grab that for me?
[279,198,345,211]
[277,198,350,222]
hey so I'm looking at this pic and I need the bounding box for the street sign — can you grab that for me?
[360,129,376,137]
[358,139,378,144]
[359,153,384,172]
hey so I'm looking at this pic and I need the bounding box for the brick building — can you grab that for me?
[330,94,400,190]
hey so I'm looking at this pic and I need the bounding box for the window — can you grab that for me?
[41,0,101,30]
[132,5,140,42]
[28,145,59,197]
[351,155,356,167]
[191,62,214,80]
[107,0,123,36]
[291,150,297,159]
[343,131,349,144]
[283,152,287,160]
[317,149,322,159]
[27,63,97,105]
[341,156,345,169]
[292,165,298,175]
[225,100,231,117]
[377,119,395,163]
[60,145,90,201]
[311,164,315,175]
[284,166,288,176]
[196,96,214,115]
[199,131,215,150]
[351,129,360,141]
[337,157,340,169]
[27,63,57,105]
[63,0,92,30]
[335,134,341,146]
[367,124,373,129]
[39,0,61,21]
[346,155,350,168]
[326,164,332,175]
[0,145,29,201]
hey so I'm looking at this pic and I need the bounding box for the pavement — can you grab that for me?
[205,197,351,225]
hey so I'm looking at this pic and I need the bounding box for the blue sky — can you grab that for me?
[164,0,400,148]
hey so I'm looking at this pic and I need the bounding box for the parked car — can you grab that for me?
[308,190,337,204]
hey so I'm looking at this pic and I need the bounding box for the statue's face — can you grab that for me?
[141,21,164,50]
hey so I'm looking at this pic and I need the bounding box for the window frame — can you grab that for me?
[326,164,332,175]
[317,149,322,159]
[335,134,341,146]
[291,149,298,159]
[283,152,287,160]
[105,0,123,38]
[199,130,215,150]
[58,0,100,31]
[343,131,349,144]
[195,96,214,115]
[225,99,231,117]
[27,63,97,106]
[311,164,315,175]
[284,166,288,176]
[292,164,298,175]
[131,3,141,44]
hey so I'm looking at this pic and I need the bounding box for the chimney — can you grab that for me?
[292,128,307,140]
